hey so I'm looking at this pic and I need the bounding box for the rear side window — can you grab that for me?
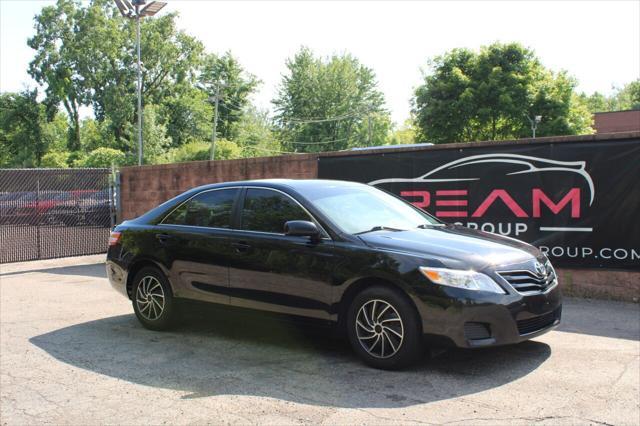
[241,188,311,234]
[163,189,238,228]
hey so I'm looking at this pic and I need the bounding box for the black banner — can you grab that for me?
[318,138,640,270]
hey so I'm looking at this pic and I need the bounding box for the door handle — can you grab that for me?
[231,241,251,253]
[155,233,174,244]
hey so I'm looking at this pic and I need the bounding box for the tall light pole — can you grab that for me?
[527,115,542,139]
[114,0,167,165]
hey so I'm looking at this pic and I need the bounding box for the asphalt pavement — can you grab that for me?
[0,256,638,425]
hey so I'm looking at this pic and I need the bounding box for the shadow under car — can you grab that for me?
[30,306,552,407]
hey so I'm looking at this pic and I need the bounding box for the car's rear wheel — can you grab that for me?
[132,267,177,331]
[347,285,424,370]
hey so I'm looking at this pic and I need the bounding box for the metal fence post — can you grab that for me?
[36,179,41,260]
[111,166,121,227]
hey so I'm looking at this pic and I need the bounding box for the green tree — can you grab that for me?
[161,85,212,147]
[387,120,418,145]
[80,118,117,153]
[73,0,135,146]
[0,90,47,167]
[581,92,610,113]
[28,0,207,155]
[164,139,241,163]
[140,105,171,164]
[618,80,640,110]
[199,52,260,140]
[76,147,126,168]
[413,42,593,143]
[230,108,281,157]
[41,112,70,154]
[79,1,206,151]
[582,80,640,112]
[28,0,85,151]
[273,47,390,153]
[40,151,70,168]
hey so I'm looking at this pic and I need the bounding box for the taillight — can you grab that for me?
[108,231,121,246]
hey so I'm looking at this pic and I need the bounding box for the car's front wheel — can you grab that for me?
[347,285,424,370]
[132,267,177,331]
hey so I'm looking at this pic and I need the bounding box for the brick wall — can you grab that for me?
[594,110,640,133]
[556,269,638,302]
[119,154,317,220]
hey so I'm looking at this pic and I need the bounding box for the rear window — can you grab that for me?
[163,189,238,228]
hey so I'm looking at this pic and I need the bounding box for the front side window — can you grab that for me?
[163,189,238,228]
[241,188,311,234]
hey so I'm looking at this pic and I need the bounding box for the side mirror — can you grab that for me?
[284,220,320,239]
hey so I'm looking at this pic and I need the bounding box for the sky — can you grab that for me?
[1,0,639,124]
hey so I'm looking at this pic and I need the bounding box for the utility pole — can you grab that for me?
[136,3,143,166]
[209,82,229,161]
[210,85,220,161]
[368,113,372,147]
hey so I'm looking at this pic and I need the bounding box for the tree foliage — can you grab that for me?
[387,120,418,145]
[28,0,208,155]
[231,108,281,157]
[581,79,640,112]
[413,43,594,143]
[199,52,260,140]
[28,0,85,151]
[6,0,636,169]
[76,147,126,168]
[164,139,241,163]
[40,151,70,168]
[0,90,47,167]
[273,47,391,153]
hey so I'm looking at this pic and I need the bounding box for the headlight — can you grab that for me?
[419,267,506,294]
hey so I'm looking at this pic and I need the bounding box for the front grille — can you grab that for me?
[498,267,556,295]
[464,322,492,340]
[516,308,561,335]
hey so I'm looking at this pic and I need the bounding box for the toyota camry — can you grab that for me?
[106,179,562,369]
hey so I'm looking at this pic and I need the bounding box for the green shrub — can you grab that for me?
[165,139,241,163]
[76,147,126,168]
[40,151,70,168]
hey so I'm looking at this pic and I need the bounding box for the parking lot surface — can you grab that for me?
[1,256,639,425]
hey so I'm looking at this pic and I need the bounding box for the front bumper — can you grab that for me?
[414,283,562,349]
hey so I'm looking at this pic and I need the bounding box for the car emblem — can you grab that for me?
[534,261,546,277]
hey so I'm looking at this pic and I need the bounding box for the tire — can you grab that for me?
[131,266,177,331]
[346,285,424,370]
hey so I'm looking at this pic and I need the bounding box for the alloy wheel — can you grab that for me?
[355,299,404,359]
[136,275,165,321]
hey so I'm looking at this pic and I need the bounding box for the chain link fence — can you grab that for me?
[0,168,116,264]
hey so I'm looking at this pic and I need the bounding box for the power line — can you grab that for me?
[246,146,301,155]
[286,137,351,145]
[278,110,368,124]
[245,136,349,153]
[211,96,375,127]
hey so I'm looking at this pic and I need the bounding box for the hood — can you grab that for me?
[358,224,543,271]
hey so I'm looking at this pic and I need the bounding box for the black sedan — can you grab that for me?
[106,179,562,369]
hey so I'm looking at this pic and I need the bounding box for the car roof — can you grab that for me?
[194,179,367,193]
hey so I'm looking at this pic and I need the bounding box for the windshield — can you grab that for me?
[307,184,440,235]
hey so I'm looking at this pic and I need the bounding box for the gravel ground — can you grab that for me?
[1,256,639,425]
